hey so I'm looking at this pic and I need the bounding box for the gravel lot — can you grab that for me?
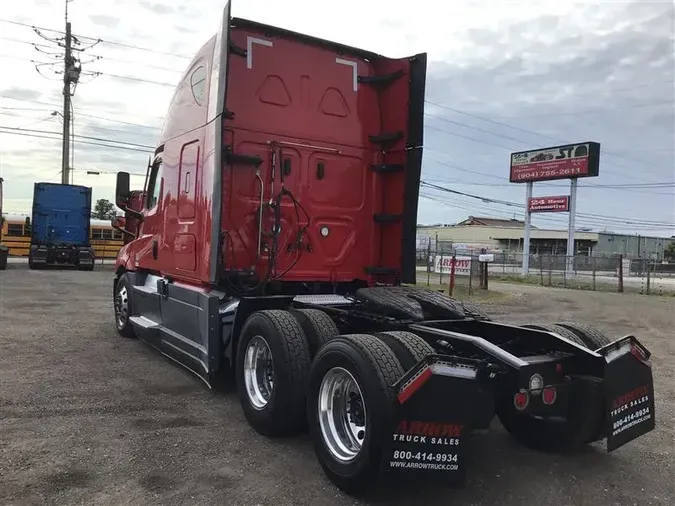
[0,265,673,506]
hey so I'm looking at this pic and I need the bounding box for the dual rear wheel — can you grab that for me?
[234,309,434,495]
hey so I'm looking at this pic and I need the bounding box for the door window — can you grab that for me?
[146,158,164,209]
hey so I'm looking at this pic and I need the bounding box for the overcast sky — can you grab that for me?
[1,0,673,235]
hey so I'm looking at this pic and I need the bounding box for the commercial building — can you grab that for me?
[417,216,673,259]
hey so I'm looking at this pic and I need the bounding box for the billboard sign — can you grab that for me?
[510,142,600,183]
[528,195,570,213]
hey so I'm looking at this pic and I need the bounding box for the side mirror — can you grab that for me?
[115,172,130,209]
[115,171,144,222]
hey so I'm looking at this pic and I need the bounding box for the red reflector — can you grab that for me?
[513,390,529,411]
[542,386,557,405]
[397,366,433,404]
[630,344,648,364]
[556,363,563,374]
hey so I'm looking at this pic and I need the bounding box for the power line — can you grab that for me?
[419,192,673,232]
[0,128,151,153]
[0,51,178,88]
[424,99,672,170]
[420,181,675,227]
[0,36,182,72]
[0,125,154,149]
[422,150,674,195]
[0,18,192,59]
[82,70,175,87]
[507,99,674,118]
[419,191,672,231]
[0,99,163,129]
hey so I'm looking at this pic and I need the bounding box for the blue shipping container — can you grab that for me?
[31,182,92,247]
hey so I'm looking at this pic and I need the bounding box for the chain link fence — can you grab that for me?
[415,245,485,295]
[416,247,675,296]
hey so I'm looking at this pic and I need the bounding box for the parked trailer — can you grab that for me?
[29,182,96,270]
[111,2,655,496]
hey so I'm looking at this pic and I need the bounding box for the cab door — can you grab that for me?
[135,153,164,271]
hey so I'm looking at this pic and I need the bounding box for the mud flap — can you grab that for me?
[382,355,491,485]
[600,336,655,452]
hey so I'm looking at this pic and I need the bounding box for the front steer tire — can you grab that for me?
[307,334,405,496]
[113,273,136,339]
[235,310,311,437]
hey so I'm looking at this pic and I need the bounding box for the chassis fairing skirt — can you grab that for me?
[382,355,494,485]
[600,335,656,452]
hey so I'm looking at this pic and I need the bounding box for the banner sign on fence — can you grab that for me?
[434,256,472,276]
[527,195,570,213]
[510,142,600,183]
[478,253,495,262]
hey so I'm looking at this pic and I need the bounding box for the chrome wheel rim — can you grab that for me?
[244,335,274,410]
[115,285,129,328]
[318,367,367,462]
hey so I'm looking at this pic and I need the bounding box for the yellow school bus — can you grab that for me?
[0,213,124,259]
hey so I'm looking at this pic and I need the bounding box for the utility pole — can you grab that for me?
[61,6,73,184]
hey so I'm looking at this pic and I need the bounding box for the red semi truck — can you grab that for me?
[112,2,656,495]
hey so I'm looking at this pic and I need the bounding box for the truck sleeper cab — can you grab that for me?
[112,2,656,496]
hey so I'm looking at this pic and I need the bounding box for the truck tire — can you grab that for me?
[235,310,311,437]
[354,286,465,321]
[554,322,611,350]
[113,273,136,339]
[522,323,586,347]
[400,287,466,320]
[373,331,434,370]
[461,301,491,321]
[289,308,339,357]
[306,334,405,495]
[354,286,424,320]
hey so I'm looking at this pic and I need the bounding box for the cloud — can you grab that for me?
[88,15,119,28]
[0,0,673,237]
[1,86,42,102]
[139,1,175,16]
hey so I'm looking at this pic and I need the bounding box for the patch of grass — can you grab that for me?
[491,275,675,297]
[491,274,619,292]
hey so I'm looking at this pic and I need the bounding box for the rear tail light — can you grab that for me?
[542,386,557,405]
[630,343,649,364]
[513,390,529,411]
